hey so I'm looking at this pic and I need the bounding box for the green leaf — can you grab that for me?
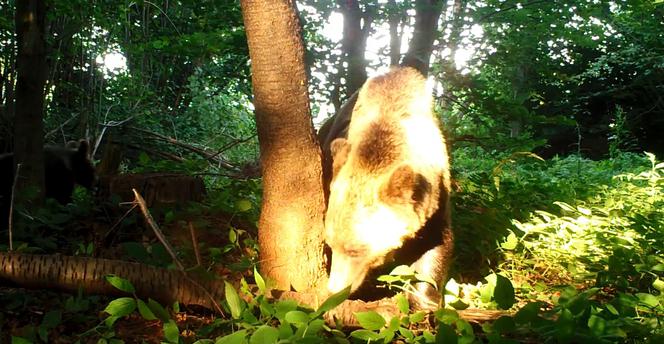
[588,314,607,337]
[147,298,171,322]
[349,329,382,341]
[494,275,516,310]
[137,299,157,320]
[514,302,540,324]
[249,326,279,344]
[409,311,425,323]
[449,299,470,310]
[653,278,664,292]
[163,319,180,343]
[435,323,458,344]
[399,327,414,339]
[235,199,252,212]
[555,309,575,342]
[229,229,237,244]
[636,293,660,308]
[395,293,409,313]
[11,337,33,344]
[501,231,518,250]
[104,297,136,318]
[216,330,247,344]
[306,319,326,336]
[104,315,121,327]
[41,310,62,329]
[315,286,350,316]
[434,309,459,324]
[577,206,591,215]
[224,281,244,319]
[381,328,396,343]
[387,316,400,332]
[274,299,298,321]
[277,322,293,340]
[254,267,266,294]
[651,264,664,272]
[105,275,136,293]
[284,310,310,325]
[355,311,386,330]
[492,316,516,334]
[390,265,415,276]
[604,303,619,316]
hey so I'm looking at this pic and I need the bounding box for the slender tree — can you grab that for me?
[402,0,444,76]
[13,0,48,205]
[240,0,328,292]
[338,0,373,96]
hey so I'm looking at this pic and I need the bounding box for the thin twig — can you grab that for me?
[132,189,224,315]
[210,134,257,160]
[189,222,202,267]
[127,126,237,170]
[44,114,79,140]
[132,189,185,271]
[103,204,138,245]
[8,163,21,251]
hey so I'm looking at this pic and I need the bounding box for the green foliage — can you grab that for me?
[608,105,638,158]
[79,276,181,343]
[451,150,663,342]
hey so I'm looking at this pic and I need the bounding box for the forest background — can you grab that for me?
[0,0,663,343]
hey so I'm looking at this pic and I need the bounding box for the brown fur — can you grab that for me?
[319,67,453,310]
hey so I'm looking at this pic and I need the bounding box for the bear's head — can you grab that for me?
[60,140,96,189]
[324,135,434,294]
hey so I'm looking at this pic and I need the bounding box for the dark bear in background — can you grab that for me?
[319,67,453,310]
[0,140,96,222]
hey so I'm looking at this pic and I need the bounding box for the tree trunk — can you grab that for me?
[0,43,15,151]
[402,0,444,76]
[13,0,47,204]
[240,0,328,293]
[446,0,466,60]
[387,0,402,67]
[339,0,372,96]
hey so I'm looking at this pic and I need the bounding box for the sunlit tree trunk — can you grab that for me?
[240,0,328,292]
[14,0,47,204]
[402,0,444,76]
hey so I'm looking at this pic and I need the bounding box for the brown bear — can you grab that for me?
[0,140,96,225]
[319,67,453,310]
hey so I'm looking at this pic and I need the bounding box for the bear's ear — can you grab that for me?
[330,138,350,177]
[380,165,431,206]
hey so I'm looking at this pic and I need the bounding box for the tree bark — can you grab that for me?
[339,0,372,96]
[240,0,328,293]
[387,0,402,67]
[402,0,444,76]
[13,0,48,204]
[445,0,466,63]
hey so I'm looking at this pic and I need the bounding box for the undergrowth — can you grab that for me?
[4,151,663,343]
